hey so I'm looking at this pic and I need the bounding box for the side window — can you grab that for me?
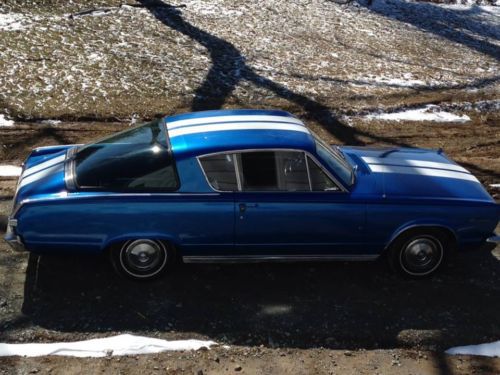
[237,151,310,192]
[307,156,339,191]
[199,154,238,191]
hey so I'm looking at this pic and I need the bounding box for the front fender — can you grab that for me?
[384,221,458,251]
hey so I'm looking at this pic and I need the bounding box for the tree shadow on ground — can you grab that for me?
[11,244,500,351]
[363,0,499,60]
[137,0,419,147]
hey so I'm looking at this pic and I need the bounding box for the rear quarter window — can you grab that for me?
[199,154,238,191]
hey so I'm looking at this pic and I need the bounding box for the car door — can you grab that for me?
[233,150,367,259]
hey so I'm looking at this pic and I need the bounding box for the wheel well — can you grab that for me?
[384,225,457,254]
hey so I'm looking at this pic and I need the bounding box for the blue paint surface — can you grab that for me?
[6,110,499,259]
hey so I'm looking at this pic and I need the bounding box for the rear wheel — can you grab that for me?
[110,239,171,281]
[388,229,453,278]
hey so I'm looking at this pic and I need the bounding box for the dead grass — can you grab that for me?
[0,0,498,120]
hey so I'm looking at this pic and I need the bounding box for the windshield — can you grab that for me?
[313,134,354,187]
[72,119,179,191]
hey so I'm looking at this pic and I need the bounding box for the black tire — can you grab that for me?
[388,229,453,279]
[109,239,173,281]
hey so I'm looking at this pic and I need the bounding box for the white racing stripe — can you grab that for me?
[167,115,305,129]
[21,154,66,179]
[18,164,62,189]
[368,164,480,183]
[168,122,310,138]
[362,156,470,174]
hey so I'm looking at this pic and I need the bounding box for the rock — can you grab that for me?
[234,365,242,371]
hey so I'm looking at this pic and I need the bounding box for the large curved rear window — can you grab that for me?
[73,120,179,191]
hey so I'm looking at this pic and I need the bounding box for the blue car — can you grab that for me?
[4,109,499,280]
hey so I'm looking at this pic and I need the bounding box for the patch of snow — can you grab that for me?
[364,105,471,123]
[362,73,437,88]
[0,334,217,358]
[88,52,103,62]
[0,114,14,127]
[441,3,500,13]
[0,13,30,31]
[375,77,427,87]
[184,0,243,17]
[490,184,500,189]
[41,119,62,125]
[0,165,22,177]
[446,340,500,357]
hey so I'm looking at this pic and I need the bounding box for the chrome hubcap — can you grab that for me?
[124,240,163,273]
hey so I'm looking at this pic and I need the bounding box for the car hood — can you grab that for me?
[14,145,76,206]
[341,146,494,203]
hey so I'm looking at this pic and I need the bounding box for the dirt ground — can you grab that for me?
[0,210,500,374]
[1,0,500,373]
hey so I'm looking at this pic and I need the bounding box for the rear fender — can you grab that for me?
[102,233,180,253]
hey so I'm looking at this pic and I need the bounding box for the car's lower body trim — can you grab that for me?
[4,217,26,252]
[183,254,379,263]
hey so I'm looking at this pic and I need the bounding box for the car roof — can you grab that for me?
[164,109,316,159]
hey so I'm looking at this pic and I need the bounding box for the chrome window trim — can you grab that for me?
[196,155,238,193]
[64,147,77,191]
[196,148,347,193]
[311,132,354,187]
[304,154,313,191]
[233,154,243,191]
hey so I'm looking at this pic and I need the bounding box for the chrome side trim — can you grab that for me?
[196,148,346,193]
[183,254,378,263]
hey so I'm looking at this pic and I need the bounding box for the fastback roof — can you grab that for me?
[165,109,316,159]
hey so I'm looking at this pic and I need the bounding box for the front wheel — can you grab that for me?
[110,239,172,281]
[388,229,453,278]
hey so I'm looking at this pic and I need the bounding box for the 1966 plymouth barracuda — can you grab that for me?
[4,109,499,280]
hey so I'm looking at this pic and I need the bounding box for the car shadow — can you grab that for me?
[18,245,500,350]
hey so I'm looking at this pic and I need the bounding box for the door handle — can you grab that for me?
[239,203,258,213]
